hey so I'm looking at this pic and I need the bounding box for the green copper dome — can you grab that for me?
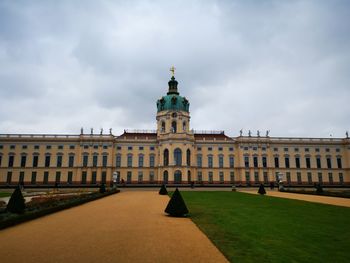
[157,76,189,112]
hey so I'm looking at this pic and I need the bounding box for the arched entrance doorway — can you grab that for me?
[174,170,182,184]
[163,170,168,184]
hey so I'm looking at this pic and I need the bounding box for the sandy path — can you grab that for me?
[0,191,228,263]
[239,189,350,207]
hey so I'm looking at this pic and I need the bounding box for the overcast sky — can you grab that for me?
[0,0,349,138]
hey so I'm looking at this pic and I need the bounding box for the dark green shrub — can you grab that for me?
[316,184,323,194]
[99,184,106,193]
[258,184,266,195]
[165,188,189,217]
[159,184,168,195]
[6,186,26,214]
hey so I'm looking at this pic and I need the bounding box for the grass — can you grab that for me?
[0,192,12,198]
[179,191,350,263]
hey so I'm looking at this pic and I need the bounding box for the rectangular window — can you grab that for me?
[69,145,75,150]
[33,155,38,167]
[81,171,87,184]
[149,171,154,183]
[150,155,155,167]
[101,171,107,184]
[208,156,213,168]
[102,155,108,167]
[219,155,224,168]
[83,155,88,167]
[46,145,52,150]
[139,146,144,150]
[306,157,311,168]
[294,148,299,152]
[68,155,74,167]
[337,158,342,169]
[318,172,323,184]
[273,148,278,152]
[197,155,202,167]
[0,155,2,167]
[253,147,257,151]
[127,171,132,183]
[219,171,224,183]
[116,155,121,167]
[245,172,250,185]
[93,155,98,167]
[43,171,49,184]
[10,145,15,149]
[339,173,344,185]
[19,171,25,184]
[244,156,249,168]
[0,145,3,149]
[91,171,97,184]
[316,157,321,169]
[263,172,268,184]
[295,157,300,168]
[117,146,122,150]
[83,145,89,149]
[31,171,37,184]
[326,148,330,152]
[197,171,202,183]
[315,148,320,152]
[208,147,212,151]
[8,155,14,167]
[254,171,259,183]
[55,171,61,183]
[93,145,98,149]
[138,155,144,167]
[274,157,279,168]
[285,157,290,168]
[229,147,234,151]
[284,147,289,152]
[103,145,108,150]
[275,172,279,182]
[305,148,309,152]
[150,146,155,151]
[307,172,312,184]
[45,155,51,167]
[197,147,202,151]
[67,171,73,184]
[328,173,333,184]
[286,172,291,184]
[218,147,223,151]
[128,146,133,150]
[297,172,302,184]
[138,171,143,183]
[253,156,258,168]
[327,158,332,169]
[21,155,27,167]
[58,145,64,150]
[56,155,62,167]
[208,171,213,183]
[127,155,133,167]
[230,171,235,184]
[6,171,12,184]
[262,157,267,168]
[229,156,234,168]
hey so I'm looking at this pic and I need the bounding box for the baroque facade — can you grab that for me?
[0,74,349,187]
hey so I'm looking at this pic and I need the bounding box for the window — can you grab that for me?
[318,172,323,184]
[66,171,73,184]
[229,156,234,168]
[138,155,144,167]
[19,171,25,184]
[315,148,320,152]
[93,145,98,149]
[174,148,182,166]
[197,155,202,167]
[93,155,98,167]
[33,155,39,167]
[8,155,14,167]
[91,171,97,184]
[328,173,333,184]
[128,146,133,150]
[186,149,191,166]
[102,155,108,167]
[116,155,121,167]
[127,154,133,167]
[229,147,234,152]
[244,147,249,151]
[43,171,49,184]
[150,155,155,167]
[0,145,3,149]
[103,145,108,150]
[55,171,61,183]
[306,157,311,168]
[21,155,27,167]
[83,145,89,149]
[218,147,223,151]
[10,145,15,149]
[138,171,143,183]
[101,171,107,184]
[22,145,28,149]
[295,157,300,168]
[325,148,330,152]
[336,148,340,153]
[307,172,312,184]
[262,156,267,168]
[6,171,12,184]
[46,145,52,150]
[117,146,121,150]
[244,156,249,168]
[286,172,291,184]
[294,148,299,152]
[208,171,213,183]
[58,145,64,150]
[253,147,257,151]
[208,155,213,168]
[230,172,235,184]
[31,171,37,184]
[254,172,259,183]
[219,171,224,183]
[83,155,88,167]
[163,149,169,166]
[219,155,224,168]
[0,155,2,167]
[69,145,75,150]
[245,172,250,185]
[339,173,344,185]
[150,146,155,151]
[208,147,212,151]
[171,121,177,133]
[139,146,144,150]
[68,155,74,167]
[163,171,168,184]
[284,148,289,152]
[253,156,258,168]
[81,171,87,184]
[45,155,51,167]
[161,122,165,132]
[197,147,202,151]
[305,148,309,152]
[56,155,62,167]
[197,171,202,183]
[149,171,154,183]
[262,147,266,151]
[263,172,268,184]
[297,172,302,184]
[273,148,278,152]
[316,157,321,169]
[183,121,186,131]
[327,157,332,169]
[274,157,279,168]
[285,157,290,168]
[337,157,342,169]
[127,171,132,183]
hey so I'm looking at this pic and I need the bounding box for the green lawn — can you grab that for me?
[179,191,350,263]
[0,192,12,198]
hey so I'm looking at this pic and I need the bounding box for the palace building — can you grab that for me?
[0,72,349,187]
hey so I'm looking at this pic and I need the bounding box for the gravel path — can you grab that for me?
[0,191,228,263]
[239,189,350,207]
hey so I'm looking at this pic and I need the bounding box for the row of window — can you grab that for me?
[197,146,234,151]
[0,144,113,150]
[121,146,155,151]
[270,156,342,169]
[241,146,341,153]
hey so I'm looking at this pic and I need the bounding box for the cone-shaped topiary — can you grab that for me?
[99,183,106,193]
[159,184,168,195]
[165,188,189,217]
[258,184,266,195]
[7,186,26,214]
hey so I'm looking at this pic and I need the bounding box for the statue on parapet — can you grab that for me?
[80,127,83,135]
[266,130,270,137]
[100,128,103,135]
[239,129,243,136]
[109,128,113,135]
[257,130,260,137]
[248,130,251,137]
[90,128,93,135]
[346,131,349,138]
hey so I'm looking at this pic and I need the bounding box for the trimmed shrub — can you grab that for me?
[165,188,189,217]
[159,184,168,195]
[316,184,323,194]
[99,184,106,193]
[258,184,266,195]
[7,186,26,214]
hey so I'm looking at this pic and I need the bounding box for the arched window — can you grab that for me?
[174,148,182,166]
[186,149,191,166]
[163,149,169,166]
[161,121,165,132]
[172,121,177,133]
[183,121,186,131]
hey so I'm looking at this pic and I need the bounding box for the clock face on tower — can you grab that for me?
[172,112,177,118]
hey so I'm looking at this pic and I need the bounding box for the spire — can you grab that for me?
[167,66,179,95]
